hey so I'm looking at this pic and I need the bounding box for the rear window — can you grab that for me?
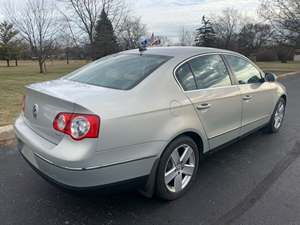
[65,54,172,90]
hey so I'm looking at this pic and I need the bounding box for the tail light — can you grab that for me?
[21,95,26,112]
[53,113,100,141]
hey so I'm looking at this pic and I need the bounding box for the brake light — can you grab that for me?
[53,113,100,141]
[21,95,26,112]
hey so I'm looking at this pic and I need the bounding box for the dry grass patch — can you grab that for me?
[257,61,300,75]
[0,60,88,126]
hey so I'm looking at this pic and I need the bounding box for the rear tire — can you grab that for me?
[265,97,286,133]
[155,136,200,200]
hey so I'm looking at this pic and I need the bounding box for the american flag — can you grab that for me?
[150,33,161,46]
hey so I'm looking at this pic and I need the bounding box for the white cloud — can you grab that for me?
[129,0,261,40]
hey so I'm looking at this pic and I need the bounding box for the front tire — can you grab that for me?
[155,136,200,200]
[265,97,286,133]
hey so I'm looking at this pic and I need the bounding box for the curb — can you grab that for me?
[278,71,300,79]
[0,125,15,146]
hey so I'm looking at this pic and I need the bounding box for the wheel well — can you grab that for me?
[281,94,287,103]
[177,132,204,155]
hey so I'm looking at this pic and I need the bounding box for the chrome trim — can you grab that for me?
[208,126,241,140]
[196,103,211,110]
[242,115,270,127]
[182,84,240,94]
[33,152,157,171]
[242,95,253,101]
[208,115,270,140]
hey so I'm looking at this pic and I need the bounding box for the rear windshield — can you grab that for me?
[65,54,172,90]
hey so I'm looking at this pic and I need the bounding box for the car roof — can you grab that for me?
[124,46,238,59]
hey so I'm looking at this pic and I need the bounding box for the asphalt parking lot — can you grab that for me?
[1,75,300,225]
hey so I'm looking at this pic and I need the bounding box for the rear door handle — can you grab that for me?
[196,103,211,110]
[243,95,252,101]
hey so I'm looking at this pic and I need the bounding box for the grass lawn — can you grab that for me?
[0,60,88,126]
[0,59,299,126]
[257,61,300,75]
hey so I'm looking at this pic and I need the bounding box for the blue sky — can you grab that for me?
[0,0,261,41]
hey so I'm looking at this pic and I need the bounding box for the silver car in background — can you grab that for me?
[15,47,287,200]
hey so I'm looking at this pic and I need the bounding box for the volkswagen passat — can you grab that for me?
[15,47,287,200]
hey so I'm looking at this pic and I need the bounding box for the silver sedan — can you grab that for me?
[15,47,287,200]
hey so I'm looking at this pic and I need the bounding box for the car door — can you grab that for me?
[224,54,275,135]
[175,54,242,149]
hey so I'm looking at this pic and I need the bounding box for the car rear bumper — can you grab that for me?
[18,140,150,191]
[15,115,160,189]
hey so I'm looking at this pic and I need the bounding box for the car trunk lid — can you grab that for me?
[24,84,75,144]
[23,79,129,144]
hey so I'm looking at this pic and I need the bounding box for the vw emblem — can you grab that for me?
[32,104,39,119]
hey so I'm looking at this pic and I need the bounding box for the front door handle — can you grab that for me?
[243,95,252,101]
[196,103,211,110]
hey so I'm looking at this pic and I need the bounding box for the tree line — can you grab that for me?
[193,0,300,62]
[0,0,147,73]
[0,0,299,73]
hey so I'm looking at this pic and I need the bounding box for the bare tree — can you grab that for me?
[59,0,128,51]
[56,32,72,64]
[4,0,57,73]
[119,17,147,50]
[103,0,129,36]
[59,0,99,47]
[57,11,82,64]
[259,0,300,46]
[178,27,194,46]
[238,23,274,55]
[58,8,82,47]
[157,36,173,46]
[211,8,241,50]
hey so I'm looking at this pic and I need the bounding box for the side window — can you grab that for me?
[225,55,262,84]
[189,55,232,89]
[175,63,197,91]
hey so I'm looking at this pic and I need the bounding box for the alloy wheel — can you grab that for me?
[274,101,285,129]
[164,144,196,193]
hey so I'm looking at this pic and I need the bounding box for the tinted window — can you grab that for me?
[66,54,171,90]
[189,55,232,89]
[225,55,262,84]
[176,63,197,91]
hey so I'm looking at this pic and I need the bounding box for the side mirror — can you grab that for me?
[264,72,278,82]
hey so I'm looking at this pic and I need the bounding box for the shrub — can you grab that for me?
[255,49,278,62]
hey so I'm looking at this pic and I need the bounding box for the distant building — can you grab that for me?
[294,49,300,61]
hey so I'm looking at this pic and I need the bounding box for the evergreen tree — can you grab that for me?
[93,10,119,59]
[0,21,19,67]
[195,16,216,47]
